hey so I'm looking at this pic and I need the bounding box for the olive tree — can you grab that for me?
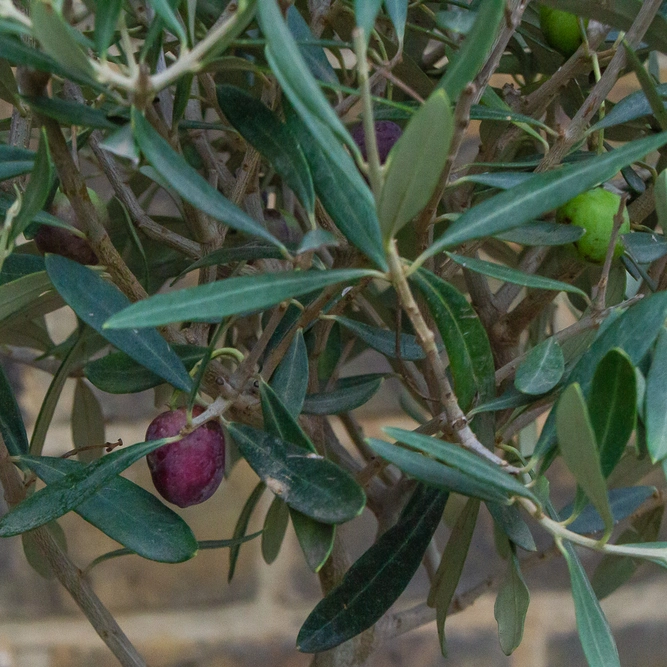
[1,0,667,665]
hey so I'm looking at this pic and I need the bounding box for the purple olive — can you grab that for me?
[145,406,225,508]
[34,190,106,265]
[264,209,303,246]
[34,225,99,266]
[351,121,402,164]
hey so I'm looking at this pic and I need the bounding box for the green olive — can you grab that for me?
[556,189,630,265]
[539,6,587,57]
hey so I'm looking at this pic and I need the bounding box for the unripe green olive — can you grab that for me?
[556,188,630,264]
[539,6,587,57]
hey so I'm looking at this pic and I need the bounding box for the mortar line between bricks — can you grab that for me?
[0,578,666,654]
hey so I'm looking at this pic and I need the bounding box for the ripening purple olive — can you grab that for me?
[351,121,402,164]
[145,406,225,508]
[264,209,303,246]
[33,189,106,266]
[34,225,99,266]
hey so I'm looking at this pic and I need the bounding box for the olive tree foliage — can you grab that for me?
[2,0,667,664]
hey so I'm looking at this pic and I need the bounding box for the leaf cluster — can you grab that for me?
[2,1,667,664]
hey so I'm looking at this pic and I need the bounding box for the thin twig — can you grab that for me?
[472,0,530,103]
[0,439,146,667]
[537,0,664,172]
[43,120,147,301]
[376,543,560,643]
[380,479,665,644]
[0,347,64,376]
[521,24,610,119]
[454,21,609,209]
[355,457,389,487]
[25,80,148,303]
[462,262,499,329]
[492,255,584,358]
[149,2,254,93]
[500,398,555,441]
[354,28,384,199]
[493,246,551,315]
[387,242,517,471]
[338,411,399,488]
[232,303,287,390]
[373,64,425,104]
[338,412,374,460]
[592,196,628,310]
[334,69,384,116]
[261,275,372,380]
[189,125,236,199]
[380,483,666,644]
[415,413,447,436]
[261,287,337,379]
[308,0,331,39]
[230,85,274,210]
[628,183,656,226]
[494,292,643,386]
[86,129,202,260]
[183,80,223,247]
